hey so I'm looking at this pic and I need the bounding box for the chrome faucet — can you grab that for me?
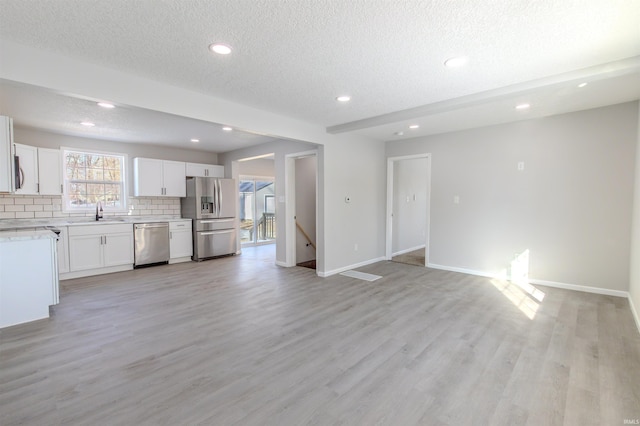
[95,201,104,221]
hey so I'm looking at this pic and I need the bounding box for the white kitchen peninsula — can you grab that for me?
[0,229,59,328]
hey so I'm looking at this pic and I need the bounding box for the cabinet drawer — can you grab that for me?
[170,220,192,231]
[68,223,133,236]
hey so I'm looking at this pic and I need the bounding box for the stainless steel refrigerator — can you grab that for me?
[181,177,237,261]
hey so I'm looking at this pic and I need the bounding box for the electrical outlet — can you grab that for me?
[354,243,358,251]
[454,195,460,204]
[517,161,525,171]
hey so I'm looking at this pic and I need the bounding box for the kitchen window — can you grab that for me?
[62,148,127,213]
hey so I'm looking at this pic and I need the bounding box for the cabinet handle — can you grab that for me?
[104,236,107,245]
[60,184,64,194]
[170,231,173,239]
[37,183,40,193]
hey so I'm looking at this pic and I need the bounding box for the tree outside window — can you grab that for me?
[63,149,127,212]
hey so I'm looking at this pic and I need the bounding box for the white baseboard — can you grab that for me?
[392,245,426,257]
[528,278,628,298]
[318,256,386,278]
[629,295,640,335]
[427,262,628,298]
[275,260,290,268]
[427,263,500,279]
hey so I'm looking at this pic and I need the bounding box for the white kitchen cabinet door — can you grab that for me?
[69,234,103,271]
[185,162,208,177]
[13,143,38,194]
[68,223,134,272]
[170,221,192,260]
[57,226,70,274]
[0,116,14,193]
[134,158,185,197]
[208,165,224,177]
[185,163,224,178]
[37,148,62,195]
[162,160,187,197]
[102,232,134,267]
[133,157,164,196]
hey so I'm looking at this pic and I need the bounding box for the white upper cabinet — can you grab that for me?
[185,162,224,178]
[13,144,62,195]
[37,148,63,195]
[162,160,187,196]
[133,157,186,197]
[13,143,38,194]
[0,116,14,193]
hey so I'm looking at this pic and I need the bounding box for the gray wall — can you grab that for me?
[386,102,638,292]
[238,158,275,177]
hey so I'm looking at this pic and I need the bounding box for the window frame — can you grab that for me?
[61,147,128,214]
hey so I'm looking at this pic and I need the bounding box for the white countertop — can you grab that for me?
[0,229,58,242]
[0,216,190,231]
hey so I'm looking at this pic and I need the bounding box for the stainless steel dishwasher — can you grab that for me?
[134,222,170,267]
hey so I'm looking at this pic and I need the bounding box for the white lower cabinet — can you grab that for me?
[66,223,134,278]
[0,233,58,328]
[169,220,192,262]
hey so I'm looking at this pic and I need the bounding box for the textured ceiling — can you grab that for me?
[0,80,277,152]
[0,0,639,147]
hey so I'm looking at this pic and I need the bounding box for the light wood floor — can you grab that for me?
[393,248,426,267]
[1,245,639,425]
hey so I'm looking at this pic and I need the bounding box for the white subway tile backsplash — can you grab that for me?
[0,195,183,222]
[34,211,54,218]
[15,211,35,218]
[14,198,34,205]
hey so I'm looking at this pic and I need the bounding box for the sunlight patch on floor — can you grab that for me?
[490,249,545,320]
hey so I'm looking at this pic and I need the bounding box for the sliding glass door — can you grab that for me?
[239,177,276,246]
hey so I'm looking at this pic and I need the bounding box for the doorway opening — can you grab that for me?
[285,150,318,270]
[386,154,431,267]
[239,176,276,246]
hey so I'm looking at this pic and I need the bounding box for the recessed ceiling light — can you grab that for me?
[97,102,115,109]
[209,43,232,55]
[409,124,420,129]
[222,126,233,131]
[578,82,588,88]
[444,56,468,68]
[336,95,351,102]
[190,138,200,143]
[81,121,95,127]
[515,103,530,110]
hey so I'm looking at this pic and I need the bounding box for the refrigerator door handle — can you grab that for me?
[212,178,218,216]
[217,179,222,217]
